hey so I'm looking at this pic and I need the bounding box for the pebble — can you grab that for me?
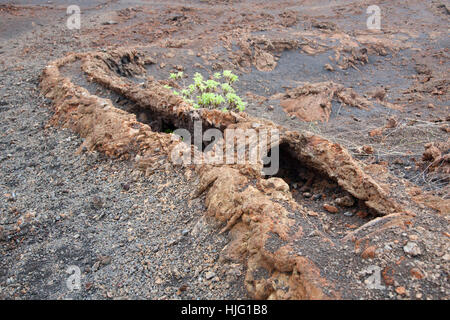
[312,194,322,201]
[7,192,16,202]
[99,255,112,266]
[361,246,376,259]
[410,268,424,279]
[403,242,422,256]
[205,271,216,280]
[102,21,118,25]
[324,63,334,71]
[395,286,406,296]
[91,196,104,210]
[335,195,354,207]
[323,204,339,214]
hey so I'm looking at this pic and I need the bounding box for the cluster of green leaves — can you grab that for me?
[164,70,246,112]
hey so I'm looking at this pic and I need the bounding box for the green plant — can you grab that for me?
[223,70,238,84]
[169,71,184,80]
[166,70,246,112]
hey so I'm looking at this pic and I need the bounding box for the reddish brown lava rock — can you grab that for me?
[369,128,383,137]
[382,267,395,286]
[422,144,441,161]
[410,268,424,280]
[280,82,371,122]
[362,145,374,154]
[323,204,339,213]
[361,246,376,259]
[395,286,406,296]
[40,48,410,300]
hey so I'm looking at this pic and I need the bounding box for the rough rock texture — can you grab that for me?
[2,0,449,301]
[422,140,450,174]
[280,82,372,122]
[39,48,413,299]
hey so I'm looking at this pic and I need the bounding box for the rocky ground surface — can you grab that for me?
[0,56,247,300]
[0,0,449,300]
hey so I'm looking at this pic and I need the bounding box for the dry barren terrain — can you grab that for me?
[0,0,449,300]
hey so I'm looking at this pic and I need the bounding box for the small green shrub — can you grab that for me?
[165,70,246,112]
[169,71,184,80]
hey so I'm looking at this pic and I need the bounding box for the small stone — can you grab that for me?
[361,246,376,259]
[372,88,386,101]
[343,211,354,217]
[409,234,418,241]
[7,192,16,202]
[403,242,421,256]
[410,268,424,280]
[181,229,189,236]
[122,183,130,191]
[92,261,101,271]
[385,117,398,129]
[102,21,118,25]
[91,196,103,210]
[356,211,368,218]
[99,255,111,266]
[177,284,188,295]
[205,271,216,280]
[335,195,355,207]
[303,192,312,198]
[312,194,322,201]
[323,204,339,213]
[362,145,374,154]
[395,286,406,296]
[324,63,334,71]
[369,128,383,137]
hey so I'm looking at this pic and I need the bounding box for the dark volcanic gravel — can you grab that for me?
[1,0,448,300]
[0,42,246,301]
